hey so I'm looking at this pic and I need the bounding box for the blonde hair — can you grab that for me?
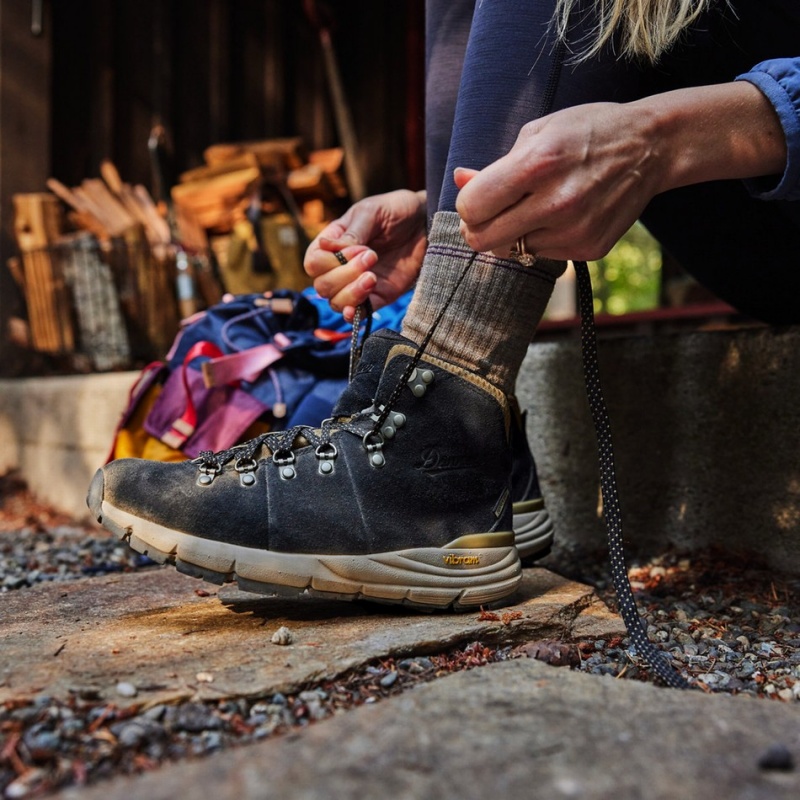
[554,0,717,63]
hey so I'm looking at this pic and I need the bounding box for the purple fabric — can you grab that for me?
[143,366,269,458]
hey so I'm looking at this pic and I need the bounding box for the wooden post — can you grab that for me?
[12,193,73,352]
[0,0,53,370]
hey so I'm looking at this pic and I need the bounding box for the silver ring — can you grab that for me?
[333,250,348,266]
[509,237,536,266]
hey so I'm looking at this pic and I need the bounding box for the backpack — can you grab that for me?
[108,289,359,463]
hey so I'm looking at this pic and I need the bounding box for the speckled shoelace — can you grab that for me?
[356,255,690,687]
[573,259,690,690]
[200,253,691,689]
[197,271,472,476]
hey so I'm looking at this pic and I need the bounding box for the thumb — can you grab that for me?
[453,167,479,190]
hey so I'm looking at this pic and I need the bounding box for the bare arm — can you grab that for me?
[456,81,788,262]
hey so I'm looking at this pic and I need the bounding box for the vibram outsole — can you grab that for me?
[97,501,522,612]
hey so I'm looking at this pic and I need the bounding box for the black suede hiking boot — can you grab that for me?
[334,349,554,561]
[88,330,521,610]
[508,397,554,562]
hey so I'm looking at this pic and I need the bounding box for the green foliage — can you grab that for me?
[588,222,662,315]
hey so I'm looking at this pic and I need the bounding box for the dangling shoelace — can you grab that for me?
[368,253,691,689]
[573,260,690,690]
[197,253,691,689]
[356,260,691,689]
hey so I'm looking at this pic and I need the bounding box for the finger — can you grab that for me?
[319,216,374,250]
[329,271,378,314]
[312,250,377,297]
[491,228,591,262]
[459,187,556,254]
[305,245,371,279]
[453,166,478,190]
[490,231,543,262]
[455,154,533,227]
[318,236,364,253]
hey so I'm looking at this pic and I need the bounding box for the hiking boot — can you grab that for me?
[333,346,555,561]
[508,397,555,562]
[87,329,521,610]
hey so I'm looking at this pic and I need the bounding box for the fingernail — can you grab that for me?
[359,272,377,291]
[361,249,378,268]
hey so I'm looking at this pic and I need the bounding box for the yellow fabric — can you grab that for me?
[110,380,274,463]
[220,213,313,295]
[111,383,188,462]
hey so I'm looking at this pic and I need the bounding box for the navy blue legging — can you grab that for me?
[425,0,800,324]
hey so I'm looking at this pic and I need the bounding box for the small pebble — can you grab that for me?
[116,681,138,698]
[271,626,294,646]
[758,743,795,771]
[4,769,46,799]
[380,671,399,689]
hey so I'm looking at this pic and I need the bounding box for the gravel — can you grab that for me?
[542,546,800,697]
[0,526,153,590]
[3,474,800,795]
[0,644,505,797]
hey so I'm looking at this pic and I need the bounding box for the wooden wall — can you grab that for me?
[1,0,425,376]
[49,0,425,195]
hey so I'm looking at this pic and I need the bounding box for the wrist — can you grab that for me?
[630,83,787,194]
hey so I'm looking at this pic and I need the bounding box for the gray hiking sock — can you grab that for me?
[401,211,566,394]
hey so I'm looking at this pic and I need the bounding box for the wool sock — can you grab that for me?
[401,211,566,394]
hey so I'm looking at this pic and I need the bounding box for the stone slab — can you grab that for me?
[0,567,623,707]
[59,658,800,800]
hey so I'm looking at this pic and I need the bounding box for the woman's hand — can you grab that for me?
[304,189,428,321]
[455,83,786,262]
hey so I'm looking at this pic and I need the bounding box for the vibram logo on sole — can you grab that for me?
[443,554,481,566]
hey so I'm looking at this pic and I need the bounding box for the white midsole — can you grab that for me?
[103,502,522,593]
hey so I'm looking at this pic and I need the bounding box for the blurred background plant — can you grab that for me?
[589,221,662,315]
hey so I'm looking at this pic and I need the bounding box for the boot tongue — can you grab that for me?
[331,329,411,416]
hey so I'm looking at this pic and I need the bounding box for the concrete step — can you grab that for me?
[1,325,798,573]
[515,325,800,574]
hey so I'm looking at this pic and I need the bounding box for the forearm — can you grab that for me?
[634,82,787,194]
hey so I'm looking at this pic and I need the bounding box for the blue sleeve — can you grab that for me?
[735,57,800,201]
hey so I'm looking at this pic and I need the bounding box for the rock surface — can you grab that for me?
[0,566,622,707]
[59,658,800,800]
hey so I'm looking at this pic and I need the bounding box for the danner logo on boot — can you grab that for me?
[415,447,473,474]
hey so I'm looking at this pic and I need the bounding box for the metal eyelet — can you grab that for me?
[197,462,222,487]
[369,406,406,439]
[407,368,434,398]
[235,457,258,487]
[315,442,338,476]
[362,431,385,468]
[273,449,297,480]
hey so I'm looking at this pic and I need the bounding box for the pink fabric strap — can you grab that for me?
[201,342,284,387]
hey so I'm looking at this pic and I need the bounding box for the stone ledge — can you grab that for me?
[60,658,800,800]
[0,371,137,519]
[0,567,623,707]
[516,325,800,574]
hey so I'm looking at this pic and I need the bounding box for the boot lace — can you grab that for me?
[196,256,690,689]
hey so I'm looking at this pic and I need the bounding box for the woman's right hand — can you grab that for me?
[304,189,428,321]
